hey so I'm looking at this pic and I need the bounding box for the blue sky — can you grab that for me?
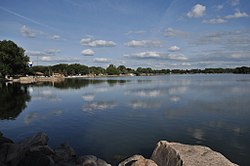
[1,0,250,69]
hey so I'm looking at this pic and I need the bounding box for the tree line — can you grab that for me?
[1,40,250,79]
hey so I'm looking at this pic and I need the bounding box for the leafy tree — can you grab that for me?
[117,65,128,74]
[0,40,30,78]
[106,64,120,75]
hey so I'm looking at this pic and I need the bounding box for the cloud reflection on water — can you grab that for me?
[82,101,117,112]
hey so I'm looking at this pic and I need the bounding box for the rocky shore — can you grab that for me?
[0,131,238,166]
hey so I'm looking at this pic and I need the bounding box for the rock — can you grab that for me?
[119,155,157,166]
[131,159,158,166]
[0,131,3,137]
[76,155,111,166]
[0,136,14,145]
[151,141,238,166]
[151,141,182,166]
[118,155,145,166]
[19,132,48,147]
[17,151,55,166]
[30,145,55,155]
[0,143,27,166]
[53,143,76,163]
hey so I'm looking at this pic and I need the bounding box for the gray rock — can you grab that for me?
[118,155,145,166]
[151,141,238,166]
[131,159,158,166]
[17,151,55,166]
[30,145,55,155]
[19,132,48,147]
[53,143,76,163]
[76,155,111,166]
[0,143,27,166]
[0,137,14,145]
[151,141,182,166]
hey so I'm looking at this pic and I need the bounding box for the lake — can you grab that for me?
[1,74,250,165]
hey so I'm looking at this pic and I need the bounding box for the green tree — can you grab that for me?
[106,64,120,75]
[0,40,30,78]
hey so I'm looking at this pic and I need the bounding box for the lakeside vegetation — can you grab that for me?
[1,40,250,80]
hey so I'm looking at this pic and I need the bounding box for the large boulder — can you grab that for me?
[151,141,238,166]
[76,155,111,166]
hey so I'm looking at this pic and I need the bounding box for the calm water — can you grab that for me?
[1,74,250,165]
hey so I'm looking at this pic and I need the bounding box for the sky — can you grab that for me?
[0,0,250,69]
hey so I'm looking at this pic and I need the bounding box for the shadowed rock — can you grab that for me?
[19,132,48,147]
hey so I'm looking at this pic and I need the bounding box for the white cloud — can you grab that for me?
[126,30,146,35]
[80,37,116,47]
[187,4,206,18]
[81,49,95,56]
[202,18,227,24]
[214,5,224,11]
[93,58,111,63]
[229,0,240,6]
[45,49,61,54]
[168,45,181,52]
[125,51,187,61]
[164,28,188,37]
[225,11,249,19]
[20,25,36,38]
[51,35,61,40]
[26,50,48,57]
[125,40,161,47]
[41,56,52,61]
[40,56,79,63]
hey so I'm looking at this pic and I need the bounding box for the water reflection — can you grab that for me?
[129,100,161,109]
[23,109,63,125]
[82,93,95,102]
[83,101,117,112]
[0,83,31,120]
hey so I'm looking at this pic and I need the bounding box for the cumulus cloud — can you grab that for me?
[80,37,116,47]
[51,35,61,40]
[20,25,36,38]
[168,46,181,52]
[225,11,249,19]
[164,28,188,37]
[187,4,206,18]
[202,18,227,24]
[125,51,187,61]
[125,40,161,47]
[93,58,111,63]
[81,49,95,56]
